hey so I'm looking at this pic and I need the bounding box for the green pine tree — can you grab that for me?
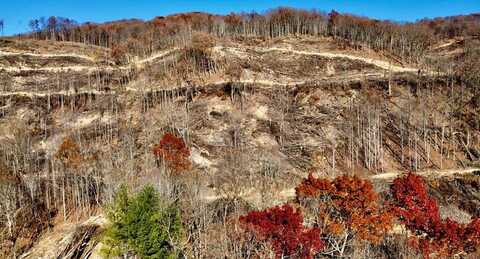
[101,185,183,258]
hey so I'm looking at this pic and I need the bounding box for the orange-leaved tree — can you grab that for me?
[111,43,128,65]
[391,172,480,258]
[55,137,83,169]
[295,173,393,255]
[152,133,191,175]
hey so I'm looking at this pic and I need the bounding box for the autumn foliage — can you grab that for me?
[240,172,480,258]
[239,204,323,259]
[111,43,128,65]
[296,174,393,244]
[391,172,480,257]
[55,138,83,168]
[152,133,191,174]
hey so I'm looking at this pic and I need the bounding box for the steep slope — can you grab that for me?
[0,35,479,258]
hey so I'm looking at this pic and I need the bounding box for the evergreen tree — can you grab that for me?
[102,185,183,258]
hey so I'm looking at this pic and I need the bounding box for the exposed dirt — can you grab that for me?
[0,36,478,258]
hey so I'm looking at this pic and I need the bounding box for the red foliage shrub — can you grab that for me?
[391,173,441,235]
[152,133,191,174]
[391,172,480,257]
[296,174,393,244]
[239,204,324,259]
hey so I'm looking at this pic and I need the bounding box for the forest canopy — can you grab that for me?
[24,8,480,62]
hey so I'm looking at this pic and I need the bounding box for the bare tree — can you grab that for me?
[28,19,39,39]
[0,19,4,36]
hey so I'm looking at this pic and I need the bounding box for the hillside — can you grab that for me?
[1,9,480,259]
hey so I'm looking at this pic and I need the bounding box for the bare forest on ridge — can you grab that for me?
[0,7,480,259]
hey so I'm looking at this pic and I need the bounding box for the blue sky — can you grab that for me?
[1,0,479,36]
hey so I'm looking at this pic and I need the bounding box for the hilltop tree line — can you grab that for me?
[24,8,480,62]
[27,16,78,41]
